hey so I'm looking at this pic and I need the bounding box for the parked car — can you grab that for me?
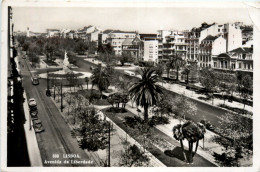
[28,98,37,107]
[33,119,45,133]
[30,110,38,120]
[200,120,215,131]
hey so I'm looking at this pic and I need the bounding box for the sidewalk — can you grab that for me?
[23,92,43,166]
[161,82,253,118]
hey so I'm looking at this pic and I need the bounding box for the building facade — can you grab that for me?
[143,39,159,63]
[212,46,253,74]
[106,30,137,55]
[199,35,226,68]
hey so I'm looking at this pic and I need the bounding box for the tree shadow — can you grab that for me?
[164,147,190,162]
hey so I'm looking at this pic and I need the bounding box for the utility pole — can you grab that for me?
[47,68,49,90]
[61,82,63,112]
[107,122,112,167]
[53,84,56,100]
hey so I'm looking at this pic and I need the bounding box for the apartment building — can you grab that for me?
[106,30,137,55]
[143,39,159,63]
[160,31,188,63]
[199,23,242,52]
[77,25,96,41]
[199,35,226,68]
[157,30,172,63]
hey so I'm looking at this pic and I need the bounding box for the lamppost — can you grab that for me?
[61,81,63,112]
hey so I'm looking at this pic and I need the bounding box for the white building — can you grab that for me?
[106,30,137,55]
[199,23,242,52]
[47,29,60,38]
[143,40,158,63]
[199,35,226,68]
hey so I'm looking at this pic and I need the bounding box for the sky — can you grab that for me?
[12,5,253,34]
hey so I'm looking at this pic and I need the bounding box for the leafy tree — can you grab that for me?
[118,52,134,66]
[129,68,164,121]
[215,112,252,166]
[172,95,197,123]
[150,96,173,118]
[199,67,219,104]
[91,64,110,98]
[74,40,88,55]
[44,41,56,61]
[240,75,253,109]
[73,107,109,151]
[84,77,89,90]
[119,144,150,167]
[182,62,198,85]
[172,53,186,81]
[173,121,206,163]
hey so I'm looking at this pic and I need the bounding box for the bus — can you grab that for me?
[31,77,39,85]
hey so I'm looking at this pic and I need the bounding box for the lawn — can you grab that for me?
[43,60,59,66]
[102,108,216,167]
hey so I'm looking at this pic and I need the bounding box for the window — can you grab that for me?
[218,29,220,32]
[242,54,246,59]
[239,63,241,68]
[214,62,217,67]
[244,63,246,69]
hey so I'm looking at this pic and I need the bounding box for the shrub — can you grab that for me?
[149,116,170,126]
[106,107,128,113]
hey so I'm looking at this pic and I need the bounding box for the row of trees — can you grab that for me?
[199,68,253,108]
[16,35,98,62]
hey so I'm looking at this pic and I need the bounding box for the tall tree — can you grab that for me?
[91,64,110,99]
[84,77,89,90]
[199,67,219,104]
[129,68,164,121]
[172,53,186,81]
[240,75,253,109]
[172,94,197,123]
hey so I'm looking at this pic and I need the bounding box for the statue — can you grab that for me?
[63,51,71,73]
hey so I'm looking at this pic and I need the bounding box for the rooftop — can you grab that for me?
[229,47,253,54]
[202,35,219,41]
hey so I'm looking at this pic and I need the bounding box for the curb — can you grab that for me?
[23,92,43,166]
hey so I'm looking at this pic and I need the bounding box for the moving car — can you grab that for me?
[31,77,39,85]
[33,119,45,133]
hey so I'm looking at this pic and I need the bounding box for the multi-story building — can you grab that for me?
[121,37,142,61]
[212,46,253,74]
[159,31,188,63]
[157,30,172,63]
[199,23,242,52]
[98,29,114,47]
[77,25,97,41]
[143,39,159,63]
[47,29,60,38]
[106,30,137,55]
[199,35,226,68]
[67,30,78,39]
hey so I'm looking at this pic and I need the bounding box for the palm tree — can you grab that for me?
[85,77,89,90]
[129,68,164,121]
[91,64,110,99]
[173,121,206,163]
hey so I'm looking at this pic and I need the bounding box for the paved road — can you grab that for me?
[72,55,252,127]
[20,56,96,167]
